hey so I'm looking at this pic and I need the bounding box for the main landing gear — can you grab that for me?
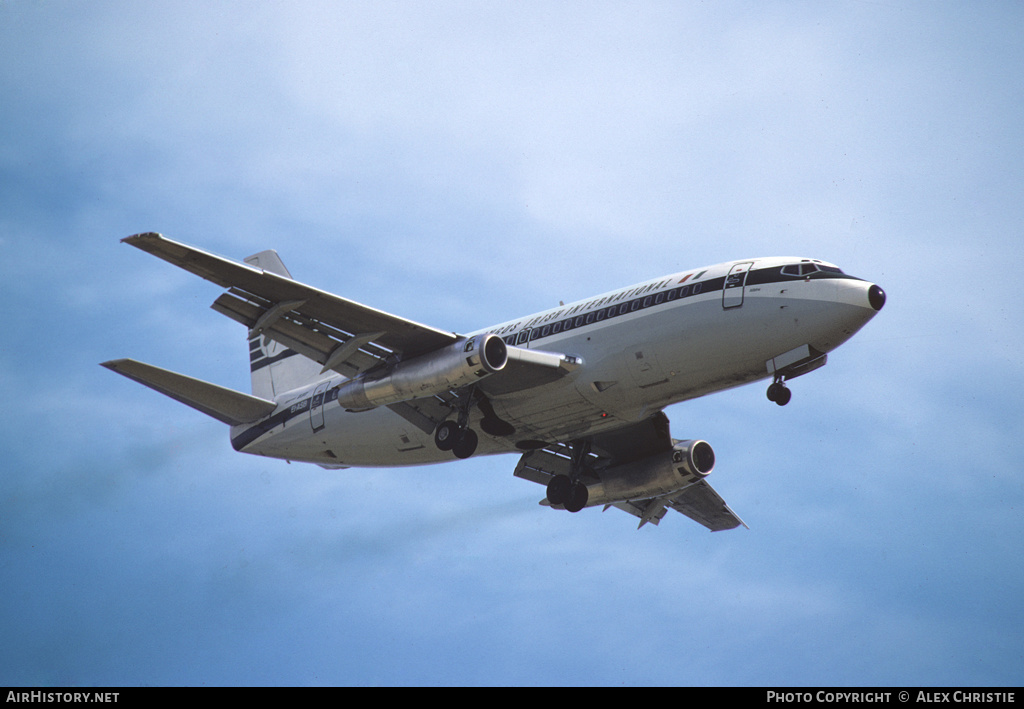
[766,379,792,406]
[544,440,592,513]
[546,475,589,513]
[434,420,478,459]
[433,388,515,460]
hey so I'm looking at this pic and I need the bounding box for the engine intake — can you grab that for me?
[335,333,507,410]
[673,439,715,477]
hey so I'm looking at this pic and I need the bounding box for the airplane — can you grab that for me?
[102,232,885,531]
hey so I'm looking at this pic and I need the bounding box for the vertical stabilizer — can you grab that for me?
[244,250,325,398]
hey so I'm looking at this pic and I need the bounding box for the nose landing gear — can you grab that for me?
[766,379,792,406]
[765,345,828,407]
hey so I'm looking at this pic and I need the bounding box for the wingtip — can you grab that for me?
[121,232,163,244]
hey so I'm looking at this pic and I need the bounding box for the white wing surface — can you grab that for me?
[123,232,460,377]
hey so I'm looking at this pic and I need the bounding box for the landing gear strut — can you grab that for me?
[766,379,792,406]
[433,388,515,460]
[434,387,483,459]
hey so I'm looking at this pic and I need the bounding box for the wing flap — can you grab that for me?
[513,446,575,486]
[210,291,382,375]
[124,232,459,360]
[611,499,671,528]
[101,358,276,426]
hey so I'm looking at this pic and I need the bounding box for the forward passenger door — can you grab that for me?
[722,262,753,309]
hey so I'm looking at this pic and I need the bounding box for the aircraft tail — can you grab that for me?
[243,249,325,399]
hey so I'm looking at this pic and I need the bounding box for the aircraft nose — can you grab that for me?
[868,284,886,312]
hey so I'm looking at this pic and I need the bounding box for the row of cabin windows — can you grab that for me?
[503,281,706,346]
[501,263,847,346]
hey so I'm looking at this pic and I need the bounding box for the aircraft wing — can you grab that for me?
[664,480,746,531]
[123,233,460,376]
[609,481,747,532]
[514,413,746,532]
[123,233,585,436]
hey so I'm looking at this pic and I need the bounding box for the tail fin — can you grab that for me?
[244,250,325,398]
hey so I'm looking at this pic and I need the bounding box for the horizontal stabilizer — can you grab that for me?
[101,358,277,426]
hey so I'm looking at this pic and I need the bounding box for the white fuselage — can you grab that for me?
[233,257,883,468]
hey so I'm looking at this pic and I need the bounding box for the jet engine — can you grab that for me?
[582,439,715,508]
[334,333,508,410]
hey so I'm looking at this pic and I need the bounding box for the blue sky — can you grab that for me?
[2,0,1022,687]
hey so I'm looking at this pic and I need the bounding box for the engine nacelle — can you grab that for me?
[582,439,715,508]
[335,333,508,410]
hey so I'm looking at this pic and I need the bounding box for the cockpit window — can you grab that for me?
[782,262,845,277]
[782,263,819,277]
